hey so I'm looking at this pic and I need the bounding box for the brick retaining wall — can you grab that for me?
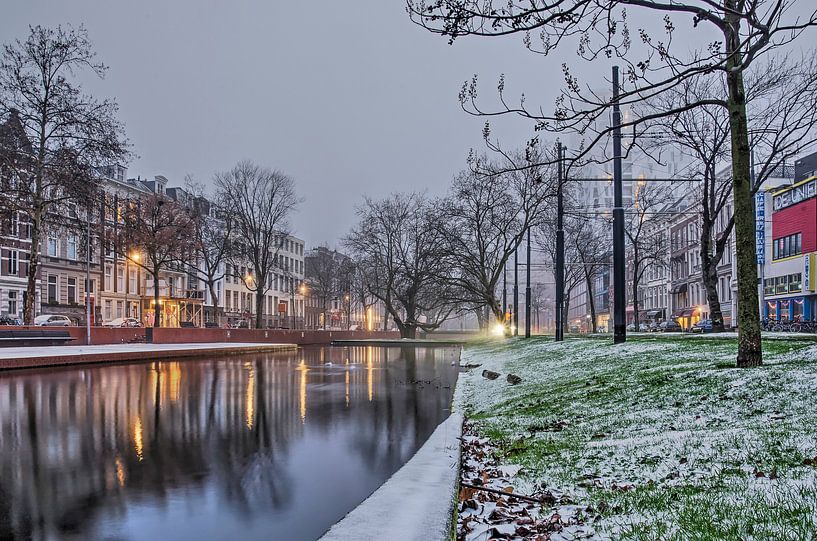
[1,327,400,346]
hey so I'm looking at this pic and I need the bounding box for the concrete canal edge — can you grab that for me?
[0,343,298,371]
[319,410,463,541]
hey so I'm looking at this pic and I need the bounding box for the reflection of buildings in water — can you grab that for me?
[0,346,458,540]
[0,355,304,538]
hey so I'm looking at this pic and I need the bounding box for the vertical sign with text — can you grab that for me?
[755,192,765,265]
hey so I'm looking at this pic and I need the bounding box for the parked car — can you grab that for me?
[0,315,21,325]
[103,317,142,328]
[33,314,72,326]
[659,320,682,332]
[692,319,714,333]
[647,321,660,332]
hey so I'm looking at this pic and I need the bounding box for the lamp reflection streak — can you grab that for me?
[245,362,255,430]
[299,359,308,422]
[133,416,144,461]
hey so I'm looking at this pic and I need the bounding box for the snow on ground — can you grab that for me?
[456,336,817,540]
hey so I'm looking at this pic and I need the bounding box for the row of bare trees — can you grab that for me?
[344,146,557,338]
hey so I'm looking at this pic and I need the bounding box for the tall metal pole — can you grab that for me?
[555,142,565,342]
[513,245,519,336]
[525,226,531,338]
[85,206,92,345]
[503,264,507,319]
[612,66,627,344]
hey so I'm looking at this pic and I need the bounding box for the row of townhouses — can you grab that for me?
[0,112,306,327]
[567,151,816,332]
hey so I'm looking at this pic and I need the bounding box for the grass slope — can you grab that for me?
[458,335,817,540]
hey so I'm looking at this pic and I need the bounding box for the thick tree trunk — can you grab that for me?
[208,282,221,326]
[701,258,726,332]
[563,294,571,335]
[400,324,417,339]
[255,290,264,329]
[153,266,161,328]
[474,307,485,332]
[700,212,726,332]
[586,270,597,333]
[725,13,762,367]
[24,212,42,324]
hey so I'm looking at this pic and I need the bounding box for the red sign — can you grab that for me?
[278,302,287,314]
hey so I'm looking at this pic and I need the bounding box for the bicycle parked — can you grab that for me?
[763,315,817,333]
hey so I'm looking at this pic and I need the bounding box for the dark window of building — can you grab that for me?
[67,277,77,304]
[773,233,802,260]
[47,275,58,304]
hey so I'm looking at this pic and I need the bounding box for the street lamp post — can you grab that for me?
[612,65,627,344]
[555,141,565,342]
[525,226,531,338]
[513,244,519,336]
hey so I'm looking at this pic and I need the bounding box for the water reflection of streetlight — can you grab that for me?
[133,416,144,461]
[299,283,308,329]
[245,362,255,430]
[298,360,308,423]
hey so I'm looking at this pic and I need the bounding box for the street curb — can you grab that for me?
[319,410,464,541]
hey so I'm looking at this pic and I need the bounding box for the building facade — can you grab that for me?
[761,175,817,321]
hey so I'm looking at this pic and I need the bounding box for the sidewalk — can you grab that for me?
[0,342,297,370]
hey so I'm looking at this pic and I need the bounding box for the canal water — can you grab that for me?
[0,345,459,541]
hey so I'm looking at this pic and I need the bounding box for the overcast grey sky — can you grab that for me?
[2,1,553,247]
[5,2,813,248]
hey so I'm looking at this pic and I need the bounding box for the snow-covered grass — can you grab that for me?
[458,335,817,540]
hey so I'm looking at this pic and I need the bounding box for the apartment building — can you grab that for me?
[223,234,305,328]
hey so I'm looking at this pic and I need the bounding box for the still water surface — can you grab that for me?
[0,345,459,541]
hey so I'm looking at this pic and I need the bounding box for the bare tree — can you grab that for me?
[572,218,611,333]
[304,246,341,329]
[350,260,378,331]
[640,55,817,331]
[215,161,299,329]
[625,182,672,328]
[182,178,233,326]
[345,193,456,338]
[439,149,555,326]
[0,25,128,323]
[409,0,817,366]
[117,193,195,327]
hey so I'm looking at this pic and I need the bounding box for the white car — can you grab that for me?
[34,314,72,327]
[103,317,142,328]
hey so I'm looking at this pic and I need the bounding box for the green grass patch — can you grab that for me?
[457,334,817,539]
